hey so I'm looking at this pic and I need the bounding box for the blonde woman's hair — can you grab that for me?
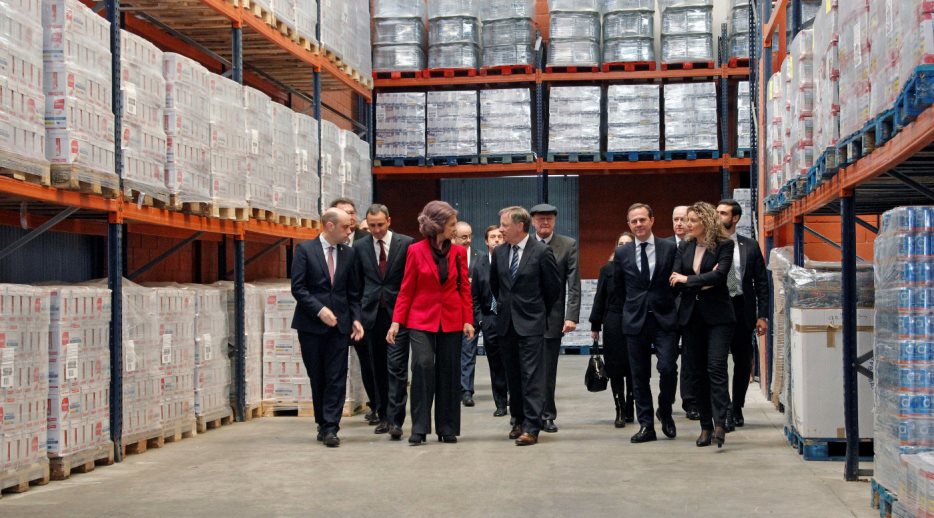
[687,201,728,247]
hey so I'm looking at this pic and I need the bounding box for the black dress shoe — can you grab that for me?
[657,410,676,439]
[408,433,426,445]
[438,435,457,443]
[725,408,736,433]
[323,432,340,448]
[462,393,475,407]
[542,419,558,433]
[316,431,324,442]
[365,409,380,425]
[389,426,403,440]
[696,429,712,447]
[713,426,726,448]
[508,424,523,440]
[685,408,701,421]
[733,408,745,427]
[630,426,657,443]
[493,407,507,417]
[375,421,391,434]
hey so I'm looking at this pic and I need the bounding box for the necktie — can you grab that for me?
[378,239,388,278]
[640,242,650,284]
[490,294,498,315]
[327,246,336,285]
[728,243,741,297]
[510,245,519,280]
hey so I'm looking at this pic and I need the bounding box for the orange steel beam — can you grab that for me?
[244,220,319,241]
[763,0,789,47]
[122,205,242,235]
[201,0,241,22]
[126,223,224,241]
[374,161,540,178]
[0,176,118,212]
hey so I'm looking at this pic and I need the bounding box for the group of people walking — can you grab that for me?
[289,196,768,449]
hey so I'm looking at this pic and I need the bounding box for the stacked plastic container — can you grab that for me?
[293,112,320,220]
[786,30,815,185]
[271,103,298,219]
[836,0,870,141]
[373,0,426,73]
[163,53,212,206]
[1,0,49,180]
[208,74,249,212]
[479,88,533,159]
[812,0,839,168]
[480,0,535,68]
[428,0,480,70]
[602,0,655,65]
[765,72,785,198]
[243,86,276,212]
[151,287,196,436]
[191,286,230,423]
[375,92,426,162]
[115,280,161,444]
[427,91,478,162]
[216,281,263,409]
[660,0,714,65]
[121,31,167,203]
[547,86,601,157]
[728,0,750,60]
[737,80,751,152]
[42,0,117,190]
[0,286,49,485]
[47,286,111,461]
[606,84,660,156]
[664,82,717,153]
[873,206,934,496]
[869,2,934,124]
[261,285,312,406]
[548,0,601,68]
[320,120,342,205]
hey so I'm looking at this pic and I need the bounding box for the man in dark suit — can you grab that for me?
[354,204,414,439]
[454,221,483,407]
[489,206,561,446]
[717,199,769,429]
[529,203,580,434]
[291,208,364,448]
[471,225,509,416]
[667,205,700,421]
[614,203,680,443]
[330,197,379,425]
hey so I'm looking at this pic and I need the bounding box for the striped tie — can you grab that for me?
[490,294,498,315]
[510,245,519,280]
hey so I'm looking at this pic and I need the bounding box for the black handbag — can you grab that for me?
[584,340,609,392]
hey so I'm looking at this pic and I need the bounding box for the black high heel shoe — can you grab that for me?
[696,429,712,447]
[713,426,726,448]
[408,433,426,445]
[437,435,457,443]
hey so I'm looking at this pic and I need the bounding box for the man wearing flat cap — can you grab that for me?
[529,203,581,434]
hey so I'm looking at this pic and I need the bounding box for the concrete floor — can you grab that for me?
[3,357,875,517]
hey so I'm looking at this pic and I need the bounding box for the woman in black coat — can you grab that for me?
[669,202,736,448]
[591,232,635,427]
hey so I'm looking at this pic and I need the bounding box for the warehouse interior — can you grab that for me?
[0,0,930,516]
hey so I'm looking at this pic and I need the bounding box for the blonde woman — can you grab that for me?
[669,202,736,448]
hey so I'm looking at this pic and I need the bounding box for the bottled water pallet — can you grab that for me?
[0,459,49,497]
[606,150,661,162]
[601,61,657,73]
[196,407,235,434]
[546,152,600,163]
[663,149,720,160]
[871,479,897,518]
[0,153,51,187]
[545,65,600,74]
[727,57,751,68]
[49,441,115,481]
[560,345,591,355]
[661,61,716,71]
[783,425,873,461]
[427,155,480,166]
[424,68,477,79]
[480,153,535,165]
[480,64,535,76]
[374,157,426,167]
[51,165,120,198]
[373,70,423,80]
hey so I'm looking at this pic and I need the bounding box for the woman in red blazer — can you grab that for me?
[387,200,474,445]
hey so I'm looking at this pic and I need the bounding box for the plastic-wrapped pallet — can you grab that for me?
[548,86,601,156]
[728,0,750,60]
[46,286,111,463]
[149,286,196,437]
[899,452,934,517]
[837,0,870,141]
[42,0,117,191]
[869,1,934,122]
[243,86,275,212]
[375,92,425,162]
[373,0,425,73]
[347,132,372,210]
[427,91,478,161]
[320,119,343,205]
[479,88,533,159]
[664,82,717,152]
[737,80,752,152]
[208,74,248,212]
[215,281,263,409]
[548,5,601,68]
[480,0,535,68]
[784,0,821,42]
[293,112,320,221]
[812,1,839,168]
[163,53,212,206]
[602,2,655,64]
[261,284,312,406]
[765,71,785,197]
[660,0,713,64]
[320,0,371,79]
[0,286,49,486]
[606,84,659,155]
[787,30,815,183]
[428,1,479,70]
[732,187,753,237]
[188,285,230,424]
[294,0,317,48]
[271,103,298,219]
[121,31,168,203]
[0,0,49,182]
[873,206,934,495]
[337,129,357,206]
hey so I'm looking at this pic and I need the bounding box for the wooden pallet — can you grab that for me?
[0,154,51,187]
[124,188,169,209]
[242,402,263,422]
[661,61,716,71]
[49,441,115,481]
[196,408,234,434]
[50,165,119,198]
[162,420,198,445]
[243,0,273,26]
[0,459,49,497]
[210,204,251,222]
[262,400,315,417]
[121,421,196,457]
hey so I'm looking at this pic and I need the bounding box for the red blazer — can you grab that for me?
[393,239,473,333]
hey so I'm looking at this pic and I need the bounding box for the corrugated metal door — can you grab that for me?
[0,227,103,284]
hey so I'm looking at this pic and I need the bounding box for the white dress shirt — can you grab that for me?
[729,232,744,296]
[373,231,392,261]
[320,234,339,273]
[537,233,553,245]
[511,234,531,267]
[634,234,656,279]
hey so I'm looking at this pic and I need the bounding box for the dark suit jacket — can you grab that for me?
[489,236,561,337]
[590,262,623,332]
[673,239,737,327]
[471,252,494,331]
[735,234,770,330]
[537,233,581,339]
[348,228,369,247]
[353,232,415,329]
[612,236,679,335]
[291,238,362,335]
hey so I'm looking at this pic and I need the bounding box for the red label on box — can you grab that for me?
[95,422,102,436]
[71,140,78,154]
[97,298,103,312]
[61,397,69,415]
[62,331,69,345]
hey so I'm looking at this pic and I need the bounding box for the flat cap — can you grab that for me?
[529,203,558,215]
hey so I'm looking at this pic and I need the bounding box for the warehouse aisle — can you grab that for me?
[2,357,873,518]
